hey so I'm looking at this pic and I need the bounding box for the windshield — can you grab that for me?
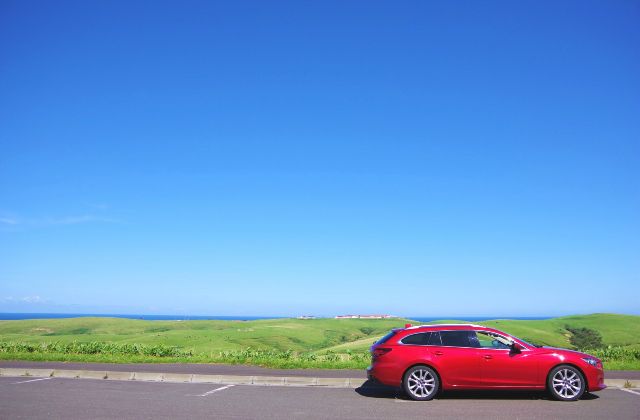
[489,331,541,348]
[513,336,541,348]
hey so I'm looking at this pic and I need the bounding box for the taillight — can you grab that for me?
[373,348,392,358]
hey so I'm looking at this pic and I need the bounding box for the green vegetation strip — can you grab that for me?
[0,341,371,369]
[1,341,639,370]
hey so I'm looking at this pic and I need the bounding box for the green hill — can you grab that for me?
[0,316,409,353]
[328,313,640,352]
[1,313,638,369]
[482,313,640,348]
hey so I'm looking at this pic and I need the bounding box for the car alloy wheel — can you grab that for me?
[403,366,439,401]
[549,365,585,401]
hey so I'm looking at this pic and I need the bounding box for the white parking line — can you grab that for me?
[13,377,52,384]
[618,388,640,397]
[197,384,235,397]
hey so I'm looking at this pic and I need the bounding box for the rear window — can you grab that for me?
[400,332,432,345]
[440,330,473,347]
[376,331,398,344]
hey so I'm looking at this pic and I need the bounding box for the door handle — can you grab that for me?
[484,355,493,359]
[433,351,444,356]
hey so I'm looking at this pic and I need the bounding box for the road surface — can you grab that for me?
[1,376,639,419]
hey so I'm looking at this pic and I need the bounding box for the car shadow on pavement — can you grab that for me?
[355,380,599,401]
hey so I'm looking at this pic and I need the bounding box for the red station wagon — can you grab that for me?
[367,324,606,401]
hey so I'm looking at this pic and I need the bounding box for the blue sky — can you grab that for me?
[1,0,638,317]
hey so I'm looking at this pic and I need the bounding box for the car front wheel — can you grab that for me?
[403,365,439,401]
[548,365,586,401]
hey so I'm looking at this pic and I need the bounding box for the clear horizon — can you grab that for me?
[0,311,619,319]
[1,1,639,316]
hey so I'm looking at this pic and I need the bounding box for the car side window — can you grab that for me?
[473,331,512,349]
[400,332,432,345]
[428,331,442,346]
[439,330,473,347]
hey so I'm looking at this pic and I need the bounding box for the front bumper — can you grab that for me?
[586,366,606,392]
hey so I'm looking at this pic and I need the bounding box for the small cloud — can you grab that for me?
[0,217,19,225]
[1,295,48,304]
[21,295,46,303]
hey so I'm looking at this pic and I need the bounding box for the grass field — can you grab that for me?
[1,313,638,369]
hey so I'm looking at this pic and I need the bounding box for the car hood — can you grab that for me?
[537,346,595,359]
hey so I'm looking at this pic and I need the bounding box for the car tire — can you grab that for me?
[547,365,586,401]
[403,365,440,401]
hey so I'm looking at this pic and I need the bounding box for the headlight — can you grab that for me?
[582,357,598,367]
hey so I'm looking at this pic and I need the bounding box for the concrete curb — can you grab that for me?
[0,368,367,388]
[604,379,637,388]
[0,368,634,390]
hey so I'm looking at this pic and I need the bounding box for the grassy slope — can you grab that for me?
[318,313,640,352]
[1,314,638,369]
[482,313,640,347]
[0,317,410,354]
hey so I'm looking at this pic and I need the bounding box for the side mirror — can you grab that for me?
[510,342,522,353]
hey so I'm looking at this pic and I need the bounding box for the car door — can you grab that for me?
[430,330,482,388]
[473,330,539,387]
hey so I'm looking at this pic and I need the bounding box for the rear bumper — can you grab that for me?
[366,363,402,387]
[366,366,376,382]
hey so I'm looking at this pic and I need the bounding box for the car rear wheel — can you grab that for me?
[403,365,439,401]
[548,365,586,401]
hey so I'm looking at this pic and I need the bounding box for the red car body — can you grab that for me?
[367,324,605,395]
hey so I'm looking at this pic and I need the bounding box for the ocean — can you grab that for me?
[0,313,283,321]
[0,313,551,321]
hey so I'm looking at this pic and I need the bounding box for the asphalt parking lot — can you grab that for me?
[1,376,639,420]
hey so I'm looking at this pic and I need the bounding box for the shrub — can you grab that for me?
[565,326,604,350]
[586,346,640,362]
[0,341,192,358]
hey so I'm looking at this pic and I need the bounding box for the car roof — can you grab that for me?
[404,323,485,330]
